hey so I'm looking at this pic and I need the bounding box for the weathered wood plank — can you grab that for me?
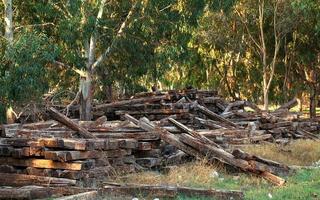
[0,173,76,186]
[53,191,98,200]
[95,95,170,110]
[44,150,102,162]
[0,157,95,170]
[48,107,96,138]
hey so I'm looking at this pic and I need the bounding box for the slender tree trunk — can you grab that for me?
[261,0,280,111]
[3,0,13,44]
[309,85,317,118]
[79,0,105,121]
[259,0,269,111]
[79,75,93,120]
[3,0,14,123]
[79,1,139,120]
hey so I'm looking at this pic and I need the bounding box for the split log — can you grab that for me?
[228,134,273,144]
[0,186,54,200]
[44,150,102,162]
[118,139,138,149]
[296,129,319,140]
[232,149,290,176]
[48,107,96,138]
[195,117,228,129]
[223,101,246,114]
[102,183,244,200]
[0,157,95,170]
[168,117,221,148]
[115,109,189,116]
[95,95,170,110]
[3,129,77,138]
[0,173,76,186]
[124,114,202,158]
[275,98,298,111]
[194,103,239,128]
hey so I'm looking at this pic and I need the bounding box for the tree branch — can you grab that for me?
[87,0,107,70]
[14,23,55,31]
[266,0,280,91]
[235,9,261,52]
[91,1,139,71]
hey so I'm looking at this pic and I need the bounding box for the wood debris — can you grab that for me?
[0,89,319,198]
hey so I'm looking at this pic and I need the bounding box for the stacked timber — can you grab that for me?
[92,90,319,145]
[16,89,319,145]
[93,89,224,121]
[0,114,163,187]
[0,89,319,190]
[0,136,137,187]
[125,114,290,186]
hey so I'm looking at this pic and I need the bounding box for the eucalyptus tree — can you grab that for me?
[27,0,144,120]
[288,0,320,117]
[2,0,13,44]
[0,1,59,123]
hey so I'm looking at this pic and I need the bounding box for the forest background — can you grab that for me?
[0,0,319,122]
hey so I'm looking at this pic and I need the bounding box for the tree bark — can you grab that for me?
[309,85,317,118]
[3,0,13,44]
[79,1,138,120]
[80,75,93,120]
[260,0,280,111]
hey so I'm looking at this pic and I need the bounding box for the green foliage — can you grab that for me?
[1,0,320,114]
[0,31,58,105]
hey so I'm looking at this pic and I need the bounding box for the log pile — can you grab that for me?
[0,114,163,187]
[93,89,319,145]
[0,89,319,192]
[126,115,290,186]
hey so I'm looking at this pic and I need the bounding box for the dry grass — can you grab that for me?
[116,160,225,188]
[113,140,320,199]
[116,159,266,190]
[240,140,320,166]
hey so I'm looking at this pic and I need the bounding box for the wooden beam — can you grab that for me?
[44,150,102,162]
[0,173,76,187]
[194,103,239,128]
[53,191,98,200]
[125,115,201,158]
[101,183,244,200]
[0,157,95,170]
[95,95,170,110]
[48,107,96,139]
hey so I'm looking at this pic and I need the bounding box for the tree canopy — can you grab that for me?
[1,0,320,121]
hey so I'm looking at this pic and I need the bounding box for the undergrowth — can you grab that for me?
[240,140,320,166]
[115,140,320,200]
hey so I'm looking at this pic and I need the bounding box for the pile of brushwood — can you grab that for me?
[0,89,319,199]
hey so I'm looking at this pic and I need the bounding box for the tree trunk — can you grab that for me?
[3,0,13,44]
[106,84,113,101]
[309,85,317,118]
[3,0,14,123]
[79,75,93,121]
[263,87,269,111]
